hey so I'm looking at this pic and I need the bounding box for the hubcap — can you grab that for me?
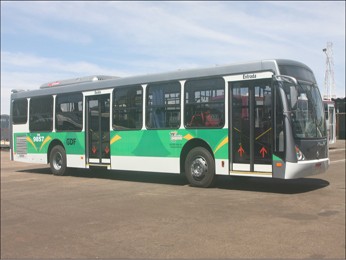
[190,157,208,180]
[53,152,63,170]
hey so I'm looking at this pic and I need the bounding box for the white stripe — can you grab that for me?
[215,159,228,175]
[102,158,111,164]
[232,163,250,171]
[111,156,180,173]
[254,164,272,172]
[14,153,47,164]
[66,154,85,168]
[230,172,272,178]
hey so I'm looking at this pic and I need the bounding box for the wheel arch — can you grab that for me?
[47,139,65,163]
[180,138,214,174]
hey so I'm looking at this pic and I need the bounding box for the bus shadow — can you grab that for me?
[17,168,329,194]
[17,167,188,186]
[76,168,189,186]
[215,176,330,194]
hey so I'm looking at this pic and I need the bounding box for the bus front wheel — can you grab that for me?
[49,145,67,176]
[185,147,215,188]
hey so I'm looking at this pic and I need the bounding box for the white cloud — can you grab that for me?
[1,51,130,76]
[0,51,133,114]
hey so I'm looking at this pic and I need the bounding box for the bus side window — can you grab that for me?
[29,96,53,132]
[113,86,143,130]
[185,77,225,128]
[56,93,83,131]
[146,81,180,129]
[12,99,28,124]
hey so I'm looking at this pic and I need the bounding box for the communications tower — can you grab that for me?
[322,42,336,100]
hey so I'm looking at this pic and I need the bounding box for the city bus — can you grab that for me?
[1,114,10,148]
[10,59,329,187]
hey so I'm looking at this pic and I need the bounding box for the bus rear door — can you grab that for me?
[86,93,111,166]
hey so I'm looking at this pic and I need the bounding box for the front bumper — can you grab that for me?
[284,158,329,179]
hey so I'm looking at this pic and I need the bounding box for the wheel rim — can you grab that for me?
[52,152,63,171]
[190,156,208,180]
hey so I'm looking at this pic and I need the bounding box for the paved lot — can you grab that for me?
[1,141,345,259]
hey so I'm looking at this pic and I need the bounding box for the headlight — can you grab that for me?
[295,145,305,161]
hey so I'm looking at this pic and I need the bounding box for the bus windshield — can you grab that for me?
[283,81,326,139]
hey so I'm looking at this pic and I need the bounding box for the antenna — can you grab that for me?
[322,42,336,100]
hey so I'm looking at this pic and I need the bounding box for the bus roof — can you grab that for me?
[39,75,119,89]
[11,59,311,100]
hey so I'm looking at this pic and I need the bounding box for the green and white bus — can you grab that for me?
[10,59,329,187]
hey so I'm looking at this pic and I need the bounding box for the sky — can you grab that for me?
[1,1,345,115]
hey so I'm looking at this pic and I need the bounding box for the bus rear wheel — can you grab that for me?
[185,147,215,188]
[49,145,67,176]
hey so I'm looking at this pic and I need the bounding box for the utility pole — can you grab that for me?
[323,42,336,100]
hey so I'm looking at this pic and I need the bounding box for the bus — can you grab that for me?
[323,100,336,144]
[10,59,329,187]
[1,114,10,148]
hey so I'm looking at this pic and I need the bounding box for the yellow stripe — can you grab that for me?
[214,136,229,154]
[233,127,241,133]
[40,136,52,151]
[26,136,37,151]
[255,128,272,140]
[110,135,122,144]
[183,134,194,140]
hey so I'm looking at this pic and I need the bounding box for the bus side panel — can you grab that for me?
[109,128,229,174]
[12,131,86,168]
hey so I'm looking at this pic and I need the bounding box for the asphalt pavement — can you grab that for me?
[1,140,345,259]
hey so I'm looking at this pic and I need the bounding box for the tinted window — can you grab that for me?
[29,96,53,132]
[146,81,180,129]
[113,86,143,130]
[12,99,28,124]
[185,77,225,128]
[279,65,316,83]
[56,93,83,131]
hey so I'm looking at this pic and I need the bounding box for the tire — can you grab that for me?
[49,145,67,176]
[185,147,215,188]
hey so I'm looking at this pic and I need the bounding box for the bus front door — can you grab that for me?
[86,94,111,165]
[230,80,273,176]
